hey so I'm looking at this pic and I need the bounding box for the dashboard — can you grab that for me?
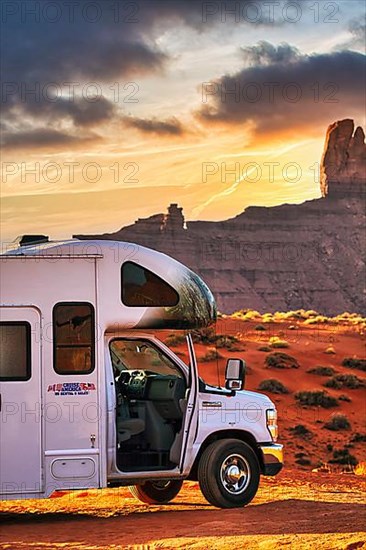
[117,369,186,402]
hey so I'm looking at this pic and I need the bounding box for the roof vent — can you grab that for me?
[17,235,49,247]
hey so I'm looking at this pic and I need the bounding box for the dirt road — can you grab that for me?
[0,470,365,549]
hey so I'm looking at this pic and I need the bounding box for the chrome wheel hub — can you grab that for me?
[220,454,250,495]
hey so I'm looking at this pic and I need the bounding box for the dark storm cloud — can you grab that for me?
[122,115,185,135]
[1,0,281,104]
[15,96,117,128]
[1,128,99,150]
[339,17,366,50]
[197,42,366,136]
[241,41,302,65]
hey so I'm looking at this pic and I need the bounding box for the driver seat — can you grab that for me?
[117,397,145,444]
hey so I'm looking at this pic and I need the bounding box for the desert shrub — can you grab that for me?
[324,374,365,390]
[258,379,289,394]
[339,394,352,402]
[192,328,241,350]
[307,366,336,377]
[258,346,271,352]
[302,310,319,319]
[231,309,261,321]
[341,357,366,372]
[261,313,274,323]
[289,424,313,439]
[199,348,223,362]
[191,327,217,344]
[266,352,299,369]
[255,324,267,331]
[215,335,242,350]
[295,390,338,408]
[324,414,351,431]
[304,315,329,325]
[269,336,289,348]
[165,333,186,347]
[351,432,366,443]
[329,448,357,466]
[354,462,366,476]
[295,452,306,458]
[294,453,311,466]
[326,443,333,452]
[323,377,343,389]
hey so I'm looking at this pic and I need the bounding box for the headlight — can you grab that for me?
[266,409,278,441]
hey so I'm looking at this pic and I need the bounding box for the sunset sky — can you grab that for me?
[1,0,365,242]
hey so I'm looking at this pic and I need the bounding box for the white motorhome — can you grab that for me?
[0,237,283,508]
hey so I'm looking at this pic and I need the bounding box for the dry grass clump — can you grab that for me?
[258,379,289,394]
[342,357,366,372]
[354,461,366,476]
[192,327,242,349]
[266,352,299,369]
[351,432,366,442]
[324,414,351,431]
[269,336,289,348]
[329,448,357,466]
[324,373,365,390]
[307,366,336,376]
[231,309,261,321]
[338,394,352,402]
[165,333,186,347]
[199,348,223,362]
[304,315,330,325]
[289,424,313,439]
[295,390,338,408]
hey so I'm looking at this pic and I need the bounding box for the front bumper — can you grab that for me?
[258,443,284,476]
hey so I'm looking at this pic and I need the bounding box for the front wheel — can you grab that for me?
[129,479,183,504]
[198,439,260,508]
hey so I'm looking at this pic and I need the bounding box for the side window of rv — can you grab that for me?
[0,323,31,381]
[53,303,95,374]
[121,261,179,307]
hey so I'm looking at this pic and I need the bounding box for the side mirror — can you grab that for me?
[225,358,246,391]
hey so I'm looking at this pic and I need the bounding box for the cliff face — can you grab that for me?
[76,120,366,315]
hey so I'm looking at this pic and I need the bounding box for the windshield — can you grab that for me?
[110,338,185,379]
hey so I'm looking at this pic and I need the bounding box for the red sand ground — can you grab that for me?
[0,470,365,549]
[169,316,366,469]
[1,316,365,549]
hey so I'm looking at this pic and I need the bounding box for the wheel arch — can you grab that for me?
[187,430,264,481]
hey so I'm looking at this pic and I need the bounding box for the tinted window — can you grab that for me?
[53,303,95,374]
[121,262,179,307]
[0,323,31,381]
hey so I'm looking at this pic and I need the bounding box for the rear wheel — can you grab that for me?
[198,439,260,508]
[129,479,183,504]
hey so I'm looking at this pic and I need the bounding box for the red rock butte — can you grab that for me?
[321,119,366,197]
[76,120,366,316]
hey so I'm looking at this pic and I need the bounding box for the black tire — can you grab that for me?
[198,438,260,508]
[129,479,183,504]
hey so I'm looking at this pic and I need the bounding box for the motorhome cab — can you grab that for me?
[0,237,283,508]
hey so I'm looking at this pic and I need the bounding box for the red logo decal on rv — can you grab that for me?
[47,382,96,396]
